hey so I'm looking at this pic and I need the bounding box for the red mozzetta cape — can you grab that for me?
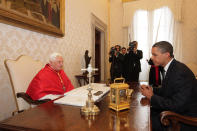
[26,64,74,100]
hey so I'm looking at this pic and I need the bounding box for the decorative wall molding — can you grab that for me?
[91,13,108,81]
[122,0,137,3]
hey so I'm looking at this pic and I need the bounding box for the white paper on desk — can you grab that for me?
[39,94,62,100]
[54,83,110,106]
[54,95,87,106]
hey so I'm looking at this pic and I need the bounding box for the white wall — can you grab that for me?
[0,0,109,121]
[181,0,197,64]
[110,0,124,47]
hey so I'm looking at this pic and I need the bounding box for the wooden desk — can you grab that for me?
[0,83,150,131]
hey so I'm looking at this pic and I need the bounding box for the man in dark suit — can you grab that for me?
[109,45,123,82]
[121,47,128,81]
[140,41,197,131]
[127,41,143,82]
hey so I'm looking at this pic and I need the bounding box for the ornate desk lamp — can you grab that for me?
[109,78,133,111]
[81,64,100,116]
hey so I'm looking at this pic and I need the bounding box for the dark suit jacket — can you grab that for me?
[127,50,143,72]
[122,53,128,80]
[151,59,197,130]
[109,53,124,80]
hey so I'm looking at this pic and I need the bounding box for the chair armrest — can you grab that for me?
[17,92,50,105]
[160,111,197,127]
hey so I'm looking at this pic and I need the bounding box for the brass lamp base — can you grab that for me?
[81,87,100,116]
[81,105,100,116]
[109,103,130,111]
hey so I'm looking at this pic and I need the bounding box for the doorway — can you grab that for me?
[94,29,101,82]
[91,14,107,83]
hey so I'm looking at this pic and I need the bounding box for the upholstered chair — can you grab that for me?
[5,55,49,115]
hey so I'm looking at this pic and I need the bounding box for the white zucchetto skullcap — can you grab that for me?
[49,52,62,62]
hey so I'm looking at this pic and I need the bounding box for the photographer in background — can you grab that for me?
[121,47,128,81]
[109,45,123,82]
[127,41,143,82]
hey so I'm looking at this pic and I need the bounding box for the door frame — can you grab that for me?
[91,14,108,82]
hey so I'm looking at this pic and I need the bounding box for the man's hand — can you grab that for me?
[114,51,117,56]
[140,97,150,106]
[140,85,153,100]
[133,47,137,54]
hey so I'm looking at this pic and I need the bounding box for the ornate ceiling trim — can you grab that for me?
[122,0,138,3]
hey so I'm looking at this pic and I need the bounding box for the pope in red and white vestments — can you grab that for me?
[26,64,74,100]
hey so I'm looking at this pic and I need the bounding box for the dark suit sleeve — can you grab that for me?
[117,54,124,62]
[151,67,195,113]
[109,55,114,63]
[134,50,143,60]
[153,87,162,95]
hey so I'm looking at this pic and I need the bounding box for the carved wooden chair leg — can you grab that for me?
[171,120,180,131]
[160,111,197,131]
[12,110,18,116]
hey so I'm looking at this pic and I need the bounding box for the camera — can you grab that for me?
[109,45,121,56]
[129,41,136,52]
[109,47,115,56]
